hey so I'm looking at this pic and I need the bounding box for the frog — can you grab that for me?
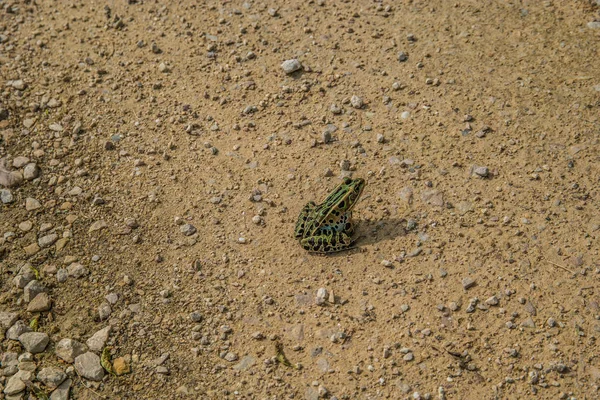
[294,177,366,253]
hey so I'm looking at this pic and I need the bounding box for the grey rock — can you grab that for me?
[472,166,489,178]
[23,280,46,302]
[281,59,302,74]
[1,170,24,188]
[49,378,71,400]
[485,295,499,306]
[350,95,364,109]
[105,292,119,304]
[398,51,408,62]
[37,367,66,388]
[10,80,26,90]
[316,288,328,306]
[0,312,18,330]
[1,189,14,203]
[462,277,476,290]
[180,224,196,236]
[74,352,104,381]
[6,320,32,340]
[55,339,87,363]
[38,233,58,248]
[18,332,50,353]
[4,370,33,395]
[588,21,600,29]
[190,312,202,322]
[98,302,111,320]
[12,157,30,168]
[223,352,238,362]
[23,163,41,180]
[66,262,89,278]
[86,326,111,352]
[56,268,68,283]
[233,355,256,371]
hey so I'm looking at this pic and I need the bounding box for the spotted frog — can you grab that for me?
[294,177,366,253]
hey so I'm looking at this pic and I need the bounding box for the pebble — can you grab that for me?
[316,288,328,306]
[19,331,50,353]
[401,111,411,119]
[350,95,364,109]
[588,21,600,29]
[381,260,393,268]
[190,312,203,322]
[56,268,68,282]
[88,219,107,233]
[0,312,19,331]
[10,79,27,90]
[12,156,30,168]
[485,295,499,306]
[49,378,71,400]
[27,292,52,312]
[1,170,23,187]
[1,188,14,203]
[25,197,42,211]
[74,352,105,381]
[7,320,31,340]
[472,166,489,177]
[24,279,46,302]
[98,302,112,320]
[38,233,58,248]
[330,104,342,114]
[37,367,67,388]
[403,352,414,361]
[87,326,111,352]
[180,224,197,236]
[67,262,89,278]
[23,163,41,180]
[233,355,256,371]
[398,51,408,62]
[224,352,238,362]
[281,59,302,74]
[49,123,63,132]
[55,338,88,363]
[462,277,476,290]
[4,370,33,395]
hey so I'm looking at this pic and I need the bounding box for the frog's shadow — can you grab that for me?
[322,217,409,257]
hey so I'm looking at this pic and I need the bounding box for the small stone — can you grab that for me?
[224,352,238,362]
[74,352,104,381]
[588,21,600,29]
[12,157,30,168]
[88,220,107,233]
[49,378,71,400]
[67,262,89,278]
[105,293,119,304]
[25,197,42,211]
[281,59,302,74]
[381,260,393,268]
[190,312,202,322]
[233,355,256,371]
[37,367,66,389]
[462,277,476,290]
[521,317,536,328]
[4,370,33,395]
[316,288,328,306]
[398,52,408,62]
[27,292,52,312]
[403,353,414,361]
[350,95,364,109]
[547,317,557,327]
[113,357,131,375]
[24,280,46,302]
[47,98,62,108]
[38,233,58,248]
[1,170,24,188]
[1,188,14,203]
[401,111,410,119]
[87,326,111,352]
[180,224,197,236]
[19,332,50,353]
[158,62,169,72]
[485,295,499,306]
[7,320,31,340]
[55,339,88,363]
[472,166,489,177]
[11,80,27,90]
[0,312,18,330]
[376,133,385,143]
[98,302,111,320]
[330,104,342,114]
[156,366,169,374]
[49,123,63,132]
[23,163,41,180]
[56,268,68,282]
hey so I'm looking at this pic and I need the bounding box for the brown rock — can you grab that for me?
[113,357,131,376]
[27,292,52,312]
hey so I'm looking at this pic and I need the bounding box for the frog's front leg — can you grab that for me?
[300,230,355,253]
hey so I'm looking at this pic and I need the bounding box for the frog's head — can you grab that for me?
[341,177,366,210]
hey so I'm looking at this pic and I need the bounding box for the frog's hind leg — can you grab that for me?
[294,201,316,239]
[301,231,355,254]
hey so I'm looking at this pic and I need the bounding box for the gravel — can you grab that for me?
[4,370,33,395]
[37,366,67,388]
[87,326,111,352]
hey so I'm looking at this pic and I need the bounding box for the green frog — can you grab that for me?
[294,177,366,253]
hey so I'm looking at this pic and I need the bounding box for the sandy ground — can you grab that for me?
[1,0,600,399]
